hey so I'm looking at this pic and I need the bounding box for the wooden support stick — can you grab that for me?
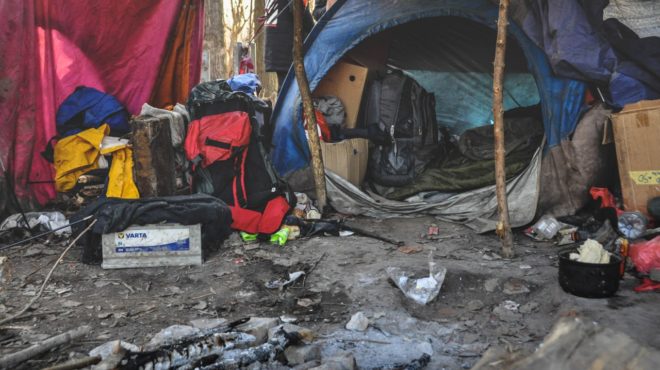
[0,326,91,369]
[292,0,327,210]
[492,0,514,258]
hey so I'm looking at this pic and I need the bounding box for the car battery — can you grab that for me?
[101,224,201,269]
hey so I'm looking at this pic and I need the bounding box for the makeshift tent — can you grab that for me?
[0,0,204,217]
[269,0,570,230]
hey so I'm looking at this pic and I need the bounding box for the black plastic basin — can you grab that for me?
[558,249,621,298]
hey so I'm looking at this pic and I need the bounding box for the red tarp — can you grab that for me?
[0,0,203,207]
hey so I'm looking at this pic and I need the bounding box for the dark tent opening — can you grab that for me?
[348,16,541,135]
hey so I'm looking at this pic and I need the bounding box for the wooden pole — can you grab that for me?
[0,326,91,369]
[292,0,327,209]
[492,0,514,258]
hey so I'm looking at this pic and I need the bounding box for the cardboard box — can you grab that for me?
[320,138,369,186]
[611,100,660,216]
[313,61,368,129]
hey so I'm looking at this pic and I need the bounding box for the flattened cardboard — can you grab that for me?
[611,99,660,216]
[313,61,368,129]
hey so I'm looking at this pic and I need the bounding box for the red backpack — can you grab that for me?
[185,80,292,234]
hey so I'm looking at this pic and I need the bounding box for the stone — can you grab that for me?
[462,333,480,344]
[62,300,82,308]
[311,352,356,370]
[484,278,499,293]
[285,344,322,365]
[293,361,323,370]
[467,299,485,311]
[519,301,540,314]
[237,317,280,344]
[492,301,522,322]
[502,279,530,295]
[345,312,369,331]
[189,318,228,330]
[89,340,140,359]
[146,325,201,348]
[268,324,315,343]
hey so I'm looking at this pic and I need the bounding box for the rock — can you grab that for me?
[293,361,322,370]
[237,317,280,344]
[62,300,82,308]
[189,318,228,330]
[484,278,499,293]
[467,299,485,311]
[280,314,298,323]
[24,246,43,257]
[146,325,201,348]
[519,301,540,314]
[462,333,480,344]
[268,324,315,342]
[345,312,369,331]
[285,344,322,365]
[492,301,522,322]
[311,352,356,370]
[502,279,530,295]
[193,301,208,310]
[89,340,140,359]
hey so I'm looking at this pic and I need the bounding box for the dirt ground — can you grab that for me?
[1,216,659,369]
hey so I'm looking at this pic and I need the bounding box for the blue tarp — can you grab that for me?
[270,0,586,177]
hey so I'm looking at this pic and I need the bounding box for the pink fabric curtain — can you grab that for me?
[0,0,203,207]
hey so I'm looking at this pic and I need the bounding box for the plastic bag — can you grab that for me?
[629,236,660,274]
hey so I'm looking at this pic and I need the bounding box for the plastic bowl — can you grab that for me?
[558,249,621,298]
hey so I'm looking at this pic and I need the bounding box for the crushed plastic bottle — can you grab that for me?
[618,211,647,239]
[532,216,562,239]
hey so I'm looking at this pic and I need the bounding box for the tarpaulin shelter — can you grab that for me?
[269,0,660,229]
[0,0,204,216]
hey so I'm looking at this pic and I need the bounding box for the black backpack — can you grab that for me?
[185,80,292,235]
[366,69,438,186]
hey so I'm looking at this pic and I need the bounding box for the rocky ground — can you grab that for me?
[1,216,658,369]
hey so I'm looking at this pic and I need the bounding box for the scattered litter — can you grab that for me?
[0,211,71,236]
[265,271,305,289]
[519,264,532,270]
[97,312,112,319]
[240,231,258,243]
[345,311,369,331]
[283,225,301,240]
[339,230,355,237]
[569,239,610,264]
[294,192,322,220]
[502,300,520,311]
[270,227,290,246]
[618,211,647,239]
[530,216,563,239]
[280,315,298,323]
[427,224,439,236]
[387,253,447,305]
[398,245,424,254]
[630,236,660,274]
